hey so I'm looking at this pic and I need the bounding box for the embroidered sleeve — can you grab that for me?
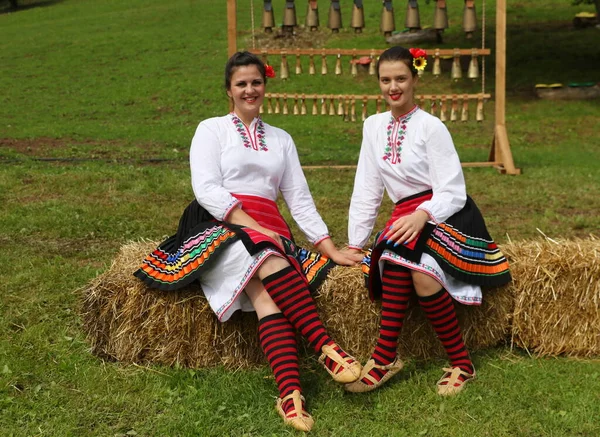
[416,119,466,223]
[190,120,241,221]
[278,133,330,245]
[348,118,385,248]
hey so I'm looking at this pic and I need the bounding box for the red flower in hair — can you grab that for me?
[409,48,427,59]
[264,64,276,78]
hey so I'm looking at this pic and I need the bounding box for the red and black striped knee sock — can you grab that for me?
[258,312,302,417]
[418,288,474,382]
[261,266,332,352]
[261,266,353,375]
[361,262,412,385]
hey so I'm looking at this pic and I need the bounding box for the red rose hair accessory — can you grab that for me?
[264,64,276,78]
[409,48,427,71]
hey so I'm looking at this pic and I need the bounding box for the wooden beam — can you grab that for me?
[494,0,520,175]
[227,0,237,57]
[249,48,491,57]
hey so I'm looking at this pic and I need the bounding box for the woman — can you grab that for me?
[135,51,361,432]
[343,46,511,396]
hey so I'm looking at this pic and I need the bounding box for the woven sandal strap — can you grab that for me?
[280,391,308,419]
[319,344,351,375]
[439,367,474,386]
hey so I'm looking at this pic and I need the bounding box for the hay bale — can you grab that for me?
[81,240,513,368]
[81,241,264,369]
[505,236,600,357]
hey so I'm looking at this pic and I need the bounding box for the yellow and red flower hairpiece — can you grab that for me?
[264,64,276,78]
[409,48,427,72]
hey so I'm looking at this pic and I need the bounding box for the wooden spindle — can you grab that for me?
[335,54,342,75]
[450,96,458,122]
[361,96,368,121]
[280,53,289,80]
[282,94,289,114]
[461,95,469,121]
[476,97,484,121]
[329,96,336,115]
[295,52,302,74]
[440,97,447,122]
[309,55,316,75]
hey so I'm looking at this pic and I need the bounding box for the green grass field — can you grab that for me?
[1,0,599,436]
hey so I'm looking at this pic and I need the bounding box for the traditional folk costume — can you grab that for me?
[345,106,511,394]
[135,113,360,431]
[135,113,334,321]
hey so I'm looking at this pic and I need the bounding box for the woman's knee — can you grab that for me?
[256,255,290,279]
[245,279,281,318]
[411,271,442,297]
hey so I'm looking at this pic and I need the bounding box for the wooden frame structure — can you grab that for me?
[226,0,520,174]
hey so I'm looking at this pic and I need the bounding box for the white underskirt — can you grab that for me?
[379,249,482,305]
[200,241,284,321]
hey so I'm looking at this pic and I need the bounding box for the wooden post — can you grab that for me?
[227,0,237,57]
[492,0,520,174]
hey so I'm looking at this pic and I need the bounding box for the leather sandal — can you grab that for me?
[436,367,476,396]
[276,390,314,432]
[318,343,362,383]
[344,357,404,393]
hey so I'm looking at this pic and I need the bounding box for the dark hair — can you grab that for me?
[224,51,267,89]
[376,46,418,78]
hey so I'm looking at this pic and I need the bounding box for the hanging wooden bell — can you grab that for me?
[381,1,395,36]
[405,0,421,32]
[463,0,477,39]
[433,0,448,30]
[282,94,289,115]
[282,0,297,33]
[461,96,469,121]
[476,97,484,121]
[432,51,442,77]
[301,95,307,115]
[267,97,273,114]
[351,56,358,76]
[361,97,368,121]
[369,55,377,75]
[295,53,302,74]
[451,50,462,81]
[335,54,342,75]
[450,97,458,121]
[467,50,479,80]
[433,0,448,41]
[312,98,318,115]
[306,0,319,31]
[351,0,365,33]
[262,0,275,32]
[280,53,289,80]
[308,55,316,75]
[328,0,342,33]
[321,53,328,75]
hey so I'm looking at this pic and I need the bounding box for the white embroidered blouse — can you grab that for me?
[190,113,329,245]
[348,106,467,249]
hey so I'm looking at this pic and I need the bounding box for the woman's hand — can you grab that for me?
[340,247,367,264]
[316,238,362,266]
[257,226,284,251]
[384,210,429,245]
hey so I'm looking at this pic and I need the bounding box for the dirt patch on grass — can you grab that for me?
[0,137,121,155]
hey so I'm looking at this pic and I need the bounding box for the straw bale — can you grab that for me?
[505,236,600,357]
[81,240,514,369]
